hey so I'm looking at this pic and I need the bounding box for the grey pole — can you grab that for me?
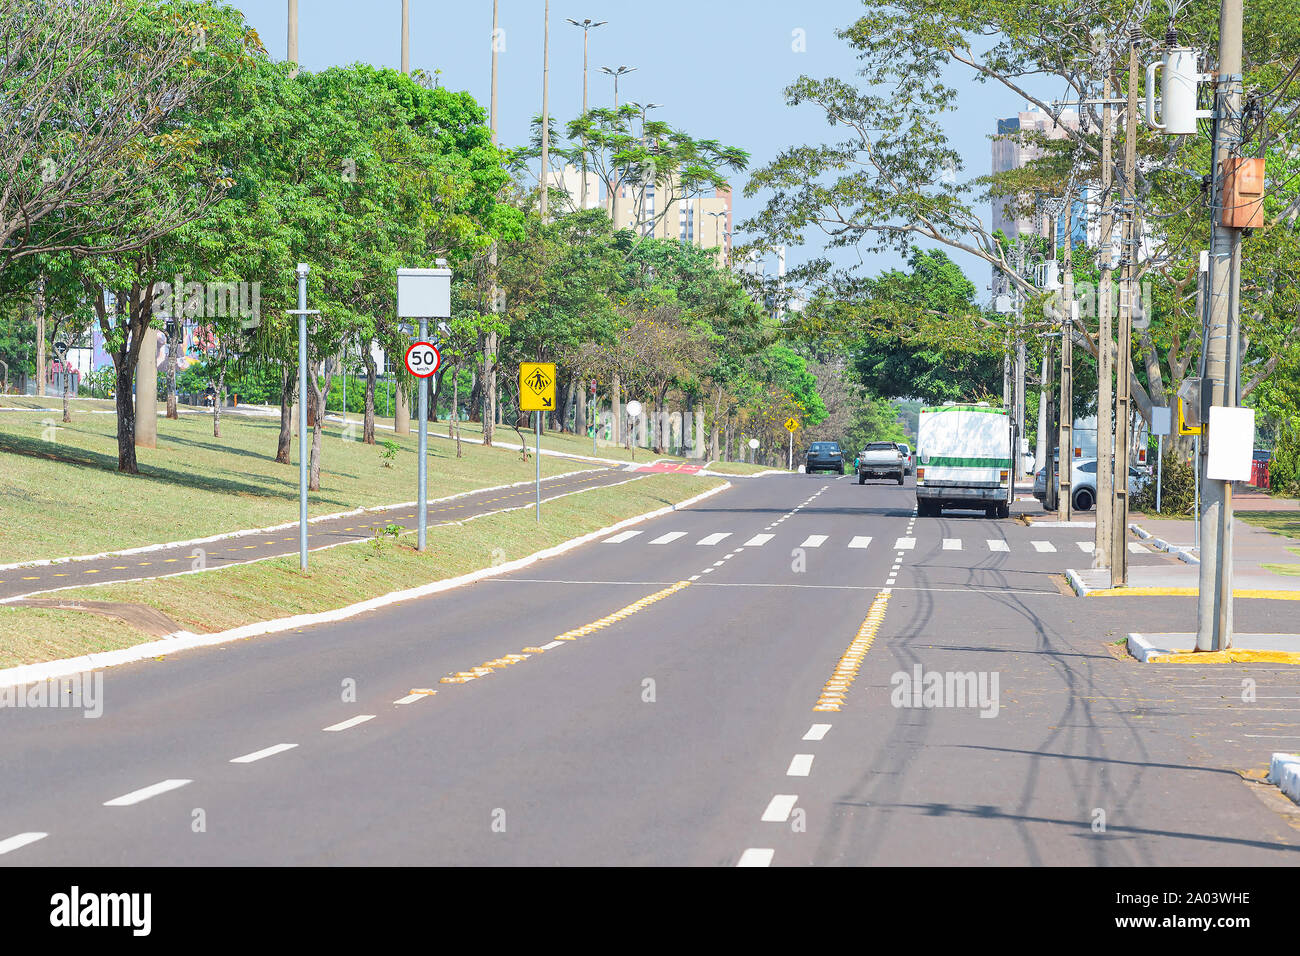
[296,264,309,570]
[536,412,542,521]
[418,316,428,550]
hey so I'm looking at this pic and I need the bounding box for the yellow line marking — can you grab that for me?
[408,688,437,695]
[111,566,127,570]
[1147,649,1300,665]
[83,570,99,574]
[138,562,151,566]
[1087,586,1300,600]
[813,590,891,712]
[21,576,39,580]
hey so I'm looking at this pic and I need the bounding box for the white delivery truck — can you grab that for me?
[914,403,1015,518]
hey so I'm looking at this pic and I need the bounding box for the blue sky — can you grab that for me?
[236,0,1026,293]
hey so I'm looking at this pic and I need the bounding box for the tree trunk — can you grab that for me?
[276,363,295,464]
[62,366,71,423]
[453,365,462,458]
[394,377,410,435]
[362,346,376,445]
[482,329,495,440]
[35,277,46,400]
[611,372,621,444]
[115,362,138,474]
[213,363,224,438]
[165,324,179,419]
[308,360,332,491]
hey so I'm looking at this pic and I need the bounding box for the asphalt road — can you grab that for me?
[0,467,622,602]
[1,474,1297,865]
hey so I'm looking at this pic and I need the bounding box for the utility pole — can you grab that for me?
[540,0,550,219]
[1059,209,1075,522]
[391,0,414,437]
[567,19,606,211]
[484,0,501,447]
[1093,70,1116,570]
[287,0,299,78]
[602,64,635,443]
[1109,28,1141,586]
[1197,0,1245,651]
[401,0,409,73]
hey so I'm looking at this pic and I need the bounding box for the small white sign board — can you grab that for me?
[1205,406,1255,481]
[397,267,451,319]
[1151,406,1172,437]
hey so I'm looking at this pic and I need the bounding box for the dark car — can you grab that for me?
[805,441,845,475]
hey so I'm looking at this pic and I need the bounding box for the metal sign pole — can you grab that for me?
[418,316,428,551]
[292,264,312,571]
[536,412,542,521]
[1156,434,1163,513]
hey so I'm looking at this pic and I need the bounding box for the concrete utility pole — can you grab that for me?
[603,64,634,443]
[1109,29,1142,586]
[393,0,413,436]
[401,0,409,73]
[484,0,501,447]
[567,19,606,210]
[540,0,550,219]
[1093,70,1116,570]
[287,0,299,78]
[1059,216,1075,522]
[1197,0,1245,651]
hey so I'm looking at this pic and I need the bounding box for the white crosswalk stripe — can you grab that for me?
[1128,541,1150,553]
[1031,541,1057,552]
[848,536,873,549]
[742,533,774,547]
[649,532,687,545]
[696,532,732,546]
[1077,540,1094,552]
[987,539,1010,552]
[603,530,642,544]
[942,538,961,550]
[800,535,828,548]
[895,537,916,550]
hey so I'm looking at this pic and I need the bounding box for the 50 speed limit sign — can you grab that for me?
[404,341,441,378]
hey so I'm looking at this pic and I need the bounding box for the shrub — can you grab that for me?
[1132,449,1196,516]
[1269,423,1300,497]
[379,439,400,468]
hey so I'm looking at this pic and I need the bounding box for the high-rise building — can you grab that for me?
[608,174,732,268]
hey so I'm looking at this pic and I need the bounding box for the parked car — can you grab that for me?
[858,441,906,485]
[805,441,845,475]
[1045,458,1149,512]
[898,442,914,476]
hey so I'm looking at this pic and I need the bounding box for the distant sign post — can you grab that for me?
[784,418,799,470]
[397,262,453,550]
[520,362,557,521]
[1151,406,1172,513]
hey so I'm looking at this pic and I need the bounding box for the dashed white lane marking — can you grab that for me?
[894,537,916,550]
[800,535,828,548]
[323,715,375,733]
[1128,541,1149,553]
[761,794,799,822]
[848,536,872,549]
[803,723,831,741]
[1032,540,1057,552]
[1077,541,1094,552]
[0,832,48,856]
[649,532,687,545]
[689,574,701,581]
[393,693,427,705]
[737,848,775,867]
[603,530,642,544]
[712,560,726,567]
[786,754,815,777]
[231,743,298,763]
[743,533,774,547]
[103,778,193,806]
[697,532,732,546]
[540,640,565,650]
[942,538,962,550]
[987,539,1010,552]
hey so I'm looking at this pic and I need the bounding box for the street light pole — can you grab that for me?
[484,0,501,448]
[287,264,320,572]
[601,65,636,230]
[287,0,299,78]
[540,0,550,219]
[567,19,606,211]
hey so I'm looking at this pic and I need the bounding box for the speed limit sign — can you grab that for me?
[404,341,441,378]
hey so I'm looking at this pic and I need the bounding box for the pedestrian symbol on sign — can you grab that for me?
[519,362,557,411]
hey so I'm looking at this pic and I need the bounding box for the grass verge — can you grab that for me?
[0,472,725,668]
[1238,511,1300,541]
[0,407,595,563]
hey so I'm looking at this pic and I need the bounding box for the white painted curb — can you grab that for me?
[1125,632,1162,663]
[0,480,732,689]
[1065,568,1091,597]
[0,470,596,572]
[1129,522,1200,565]
[1268,752,1300,805]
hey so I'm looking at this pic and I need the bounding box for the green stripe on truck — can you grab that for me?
[920,456,1012,468]
[920,405,1008,415]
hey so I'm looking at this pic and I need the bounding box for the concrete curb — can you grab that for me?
[1268,753,1300,805]
[0,480,732,689]
[0,470,597,572]
[1129,521,1200,565]
[1126,632,1300,664]
[1065,568,1090,597]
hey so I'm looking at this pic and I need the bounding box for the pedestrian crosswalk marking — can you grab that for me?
[1077,541,1094,552]
[1128,541,1149,553]
[800,535,828,548]
[942,538,961,550]
[848,536,872,549]
[1031,541,1056,552]
[603,530,642,544]
[649,532,686,545]
[743,533,774,547]
[895,537,916,550]
[987,539,1010,552]
[697,532,732,546]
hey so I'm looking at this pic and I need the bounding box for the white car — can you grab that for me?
[1057,458,1150,512]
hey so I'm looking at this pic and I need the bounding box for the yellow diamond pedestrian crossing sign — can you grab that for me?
[785,418,799,433]
[520,362,557,411]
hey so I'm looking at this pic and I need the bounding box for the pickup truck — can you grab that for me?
[858,441,906,485]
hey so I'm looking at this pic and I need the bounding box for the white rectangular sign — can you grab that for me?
[1151,406,1172,437]
[1205,406,1255,481]
[396,267,451,319]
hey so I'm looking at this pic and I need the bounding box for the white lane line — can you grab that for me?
[697,532,732,546]
[602,530,643,544]
[942,538,962,550]
[324,715,375,733]
[541,640,565,650]
[987,539,1010,552]
[1032,540,1057,552]
[1128,541,1149,553]
[649,532,687,545]
[737,848,775,867]
[231,743,298,763]
[0,832,47,856]
[895,537,916,550]
[800,535,828,548]
[1077,540,1094,552]
[103,778,192,806]
[848,536,872,549]
[803,723,831,741]
[393,693,427,705]
[786,754,815,777]
[712,560,726,567]
[761,794,799,822]
[743,533,774,547]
